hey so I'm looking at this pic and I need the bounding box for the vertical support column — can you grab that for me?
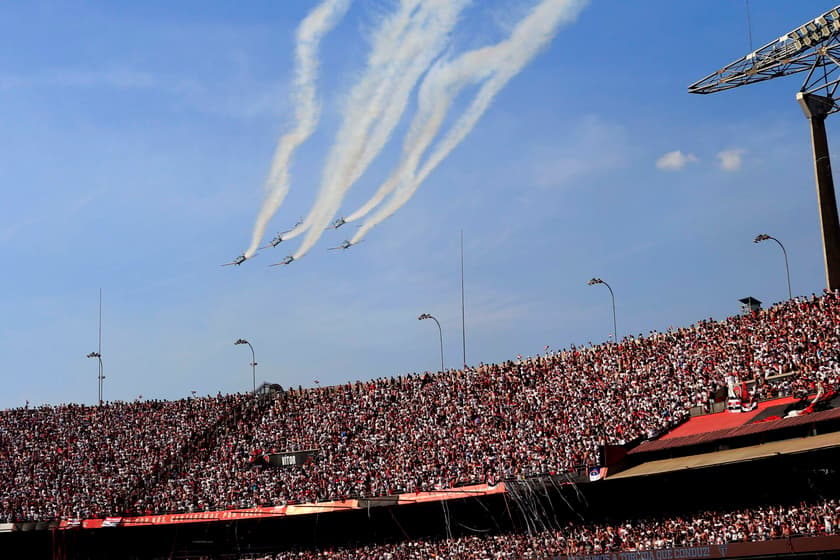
[798,92,840,291]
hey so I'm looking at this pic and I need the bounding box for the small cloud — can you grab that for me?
[656,150,697,171]
[717,148,745,172]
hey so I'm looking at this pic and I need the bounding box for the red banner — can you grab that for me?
[57,482,506,530]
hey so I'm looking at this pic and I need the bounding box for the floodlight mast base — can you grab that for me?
[798,92,840,291]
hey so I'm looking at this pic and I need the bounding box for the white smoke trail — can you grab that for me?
[338,0,465,210]
[350,0,588,245]
[243,0,351,259]
[279,0,425,243]
[344,55,470,225]
[287,0,468,258]
[343,26,489,224]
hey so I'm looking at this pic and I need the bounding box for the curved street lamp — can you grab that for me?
[587,278,617,343]
[754,233,792,300]
[234,339,257,393]
[86,351,104,406]
[418,313,444,373]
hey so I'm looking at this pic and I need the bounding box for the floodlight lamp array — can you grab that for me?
[788,9,840,51]
[689,5,840,95]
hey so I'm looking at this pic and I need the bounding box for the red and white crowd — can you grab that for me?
[1,292,839,522]
[234,499,840,559]
[0,394,249,521]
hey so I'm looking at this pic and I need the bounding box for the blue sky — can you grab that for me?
[1,0,837,408]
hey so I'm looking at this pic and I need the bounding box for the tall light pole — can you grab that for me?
[689,5,840,290]
[460,230,467,369]
[234,339,257,393]
[418,313,444,373]
[754,234,793,300]
[86,352,104,406]
[588,278,617,343]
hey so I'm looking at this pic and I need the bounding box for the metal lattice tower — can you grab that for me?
[689,5,840,291]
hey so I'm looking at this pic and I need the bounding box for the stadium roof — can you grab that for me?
[632,404,840,454]
[607,430,840,480]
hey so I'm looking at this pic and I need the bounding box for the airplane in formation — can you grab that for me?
[260,219,303,250]
[260,234,285,249]
[270,256,295,267]
[328,240,361,251]
[221,254,248,266]
[326,217,346,230]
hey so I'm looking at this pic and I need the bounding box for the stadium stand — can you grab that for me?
[217,499,840,559]
[130,291,840,516]
[2,292,840,560]
[1,292,839,523]
[0,393,266,522]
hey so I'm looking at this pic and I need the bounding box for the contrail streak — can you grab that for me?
[351,0,587,245]
[243,0,351,259]
[286,0,468,258]
[280,0,425,243]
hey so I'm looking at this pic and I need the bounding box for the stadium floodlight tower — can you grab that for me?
[689,5,840,291]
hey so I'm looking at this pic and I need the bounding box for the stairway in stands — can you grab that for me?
[116,387,279,517]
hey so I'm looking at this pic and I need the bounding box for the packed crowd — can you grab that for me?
[140,293,840,513]
[231,499,840,559]
[0,394,249,522]
[1,293,839,521]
